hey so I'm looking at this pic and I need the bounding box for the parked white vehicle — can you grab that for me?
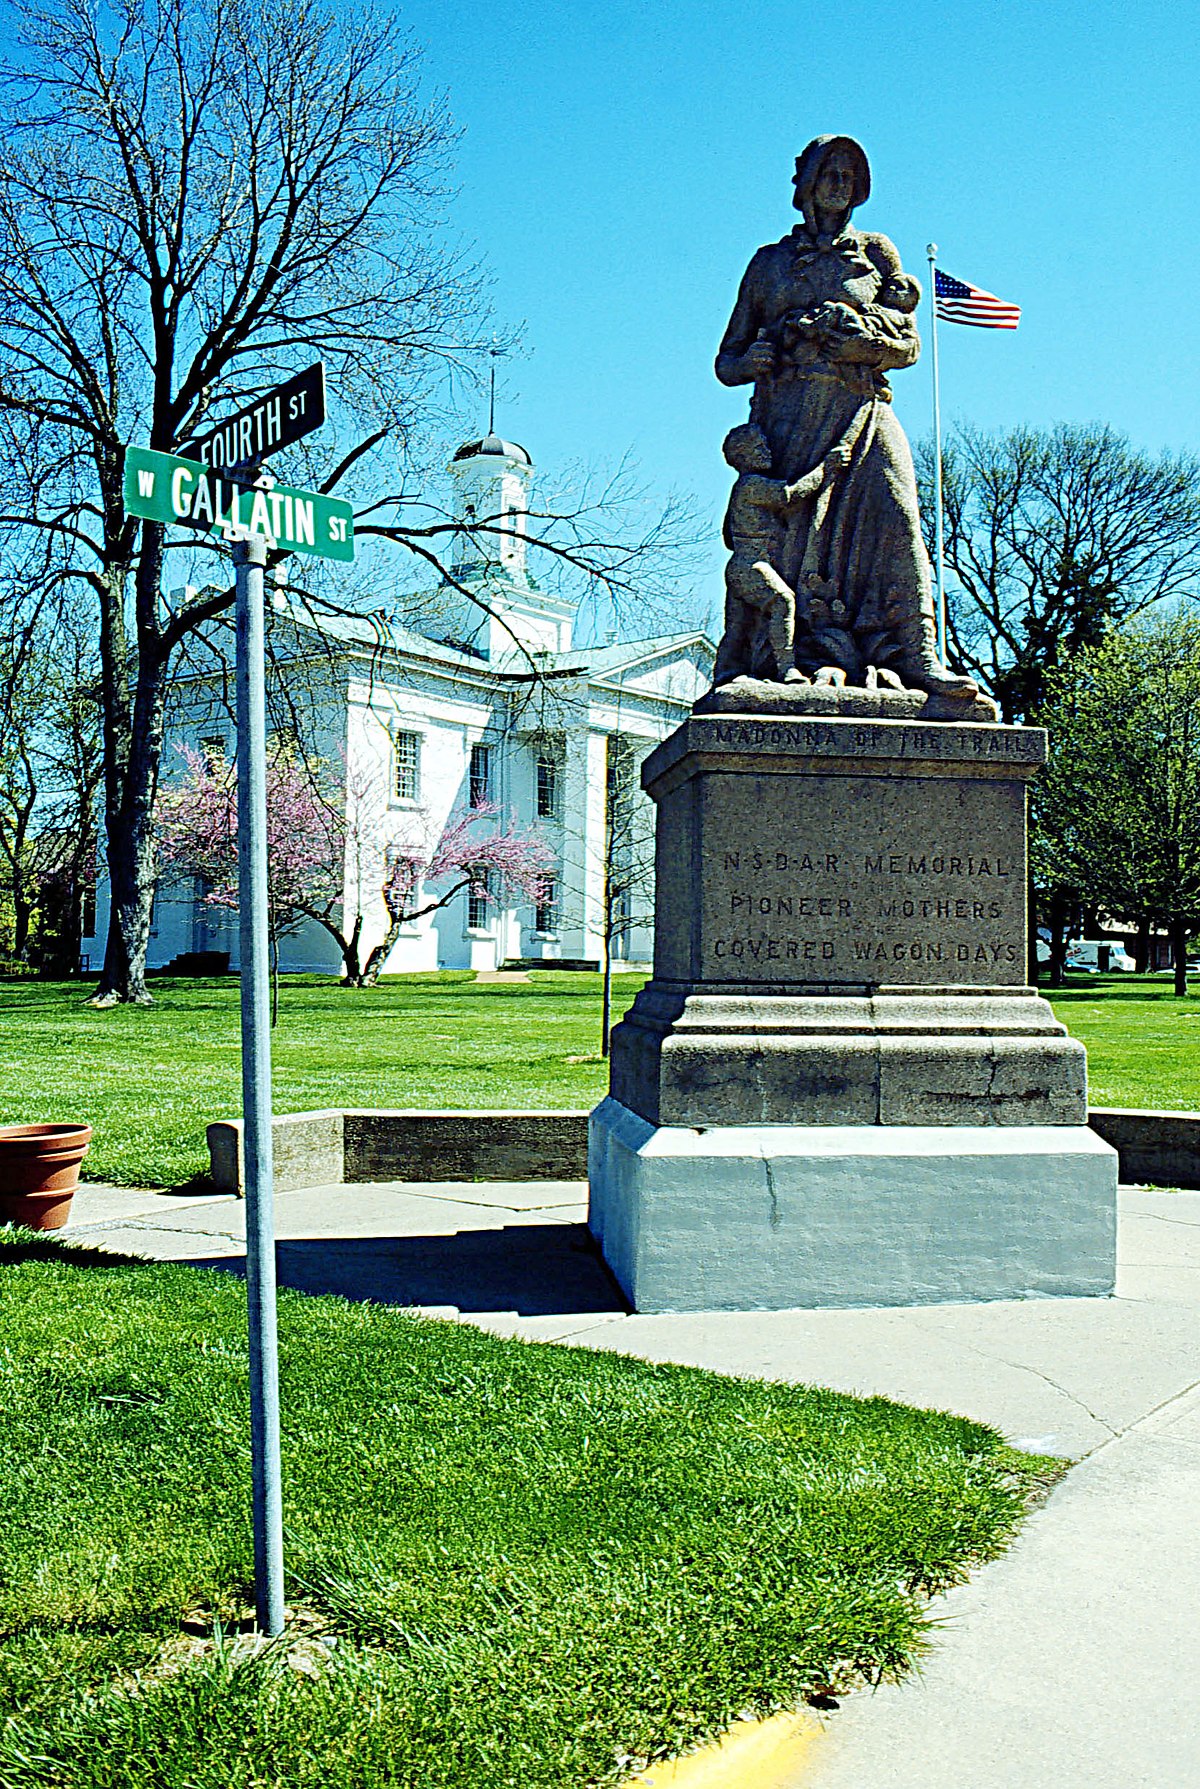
[1065,939,1137,973]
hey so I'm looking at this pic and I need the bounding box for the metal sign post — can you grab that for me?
[233,526,285,1636]
[123,368,354,1640]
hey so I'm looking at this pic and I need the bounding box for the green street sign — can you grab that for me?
[123,445,354,562]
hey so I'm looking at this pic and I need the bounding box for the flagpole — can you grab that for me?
[926,242,947,662]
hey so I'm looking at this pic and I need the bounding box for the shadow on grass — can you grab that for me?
[189,1222,628,1317]
[1044,974,1194,1004]
[162,1172,221,1198]
[0,1229,151,1271]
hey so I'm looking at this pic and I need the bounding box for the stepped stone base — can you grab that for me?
[588,1099,1118,1312]
[588,706,1118,1309]
[611,984,1087,1128]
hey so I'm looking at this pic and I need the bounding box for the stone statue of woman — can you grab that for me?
[712,134,978,703]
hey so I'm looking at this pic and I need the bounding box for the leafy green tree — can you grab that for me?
[915,424,1200,722]
[1037,617,1200,995]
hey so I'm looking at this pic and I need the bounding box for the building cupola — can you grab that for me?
[447,434,535,584]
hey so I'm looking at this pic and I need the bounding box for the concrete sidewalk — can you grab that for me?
[66,1177,1200,1786]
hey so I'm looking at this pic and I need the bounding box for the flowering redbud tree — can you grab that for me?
[156,747,554,989]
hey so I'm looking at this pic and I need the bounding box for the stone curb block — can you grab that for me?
[1086,1106,1200,1190]
[619,1708,825,1786]
[206,1109,591,1195]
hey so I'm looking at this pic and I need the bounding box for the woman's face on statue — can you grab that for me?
[813,150,857,219]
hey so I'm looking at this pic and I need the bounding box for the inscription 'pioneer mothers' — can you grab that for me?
[696,773,1028,987]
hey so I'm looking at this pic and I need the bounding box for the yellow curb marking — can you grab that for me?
[621,1709,826,1788]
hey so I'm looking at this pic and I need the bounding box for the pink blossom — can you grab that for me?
[156,747,555,983]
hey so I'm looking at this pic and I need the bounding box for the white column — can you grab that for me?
[559,726,607,963]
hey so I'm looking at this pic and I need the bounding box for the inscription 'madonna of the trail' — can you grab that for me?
[709,719,1039,761]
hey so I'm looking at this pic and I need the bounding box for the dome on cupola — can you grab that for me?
[452,434,532,467]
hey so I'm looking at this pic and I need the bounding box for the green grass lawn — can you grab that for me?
[0,969,1196,1187]
[0,971,648,1187]
[1045,972,1200,1110]
[0,1234,1056,1789]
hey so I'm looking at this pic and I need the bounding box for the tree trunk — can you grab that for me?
[1048,886,1071,988]
[1170,919,1189,997]
[11,885,33,961]
[93,555,166,1007]
[93,805,156,1005]
[1135,918,1151,975]
[360,915,404,987]
[58,875,86,976]
[340,913,364,986]
[600,933,613,1057]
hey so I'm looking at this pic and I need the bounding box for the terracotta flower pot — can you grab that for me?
[0,1124,93,1231]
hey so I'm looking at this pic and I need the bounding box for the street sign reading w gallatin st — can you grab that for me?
[123,445,354,562]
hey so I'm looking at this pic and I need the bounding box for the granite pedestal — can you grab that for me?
[588,702,1118,1311]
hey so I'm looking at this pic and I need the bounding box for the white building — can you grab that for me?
[87,435,714,976]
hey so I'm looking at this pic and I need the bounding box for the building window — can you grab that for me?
[467,871,492,931]
[611,883,631,960]
[393,731,421,802]
[201,735,227,772]
[536,753,561,820]
[469,742,492,808]
[535,877,558,936]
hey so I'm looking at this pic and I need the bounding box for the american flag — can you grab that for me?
[933,268,1020,330]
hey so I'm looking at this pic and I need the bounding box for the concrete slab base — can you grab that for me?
[587,1097,1118,1312]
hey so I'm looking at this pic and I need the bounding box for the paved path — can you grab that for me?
[66,1177,1200,1786]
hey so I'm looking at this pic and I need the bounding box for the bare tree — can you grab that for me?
[914,424,1200,722]
[0,593,102,968]
[0,0,493,1002]
[0,0,701,1004]
[598,736,656,1055]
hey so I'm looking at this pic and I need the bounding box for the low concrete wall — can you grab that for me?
[207,1110,345,1195]
[207,1105,1200,1197]
[343,1111,589,1184]
[1087,1108,1200,1190]
[207,1109,589,1195]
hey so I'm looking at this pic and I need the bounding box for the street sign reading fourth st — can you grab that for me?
[123,445,354,562]
[181,363,326,471]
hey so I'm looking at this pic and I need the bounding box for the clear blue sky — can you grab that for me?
[400,0,1200,632]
